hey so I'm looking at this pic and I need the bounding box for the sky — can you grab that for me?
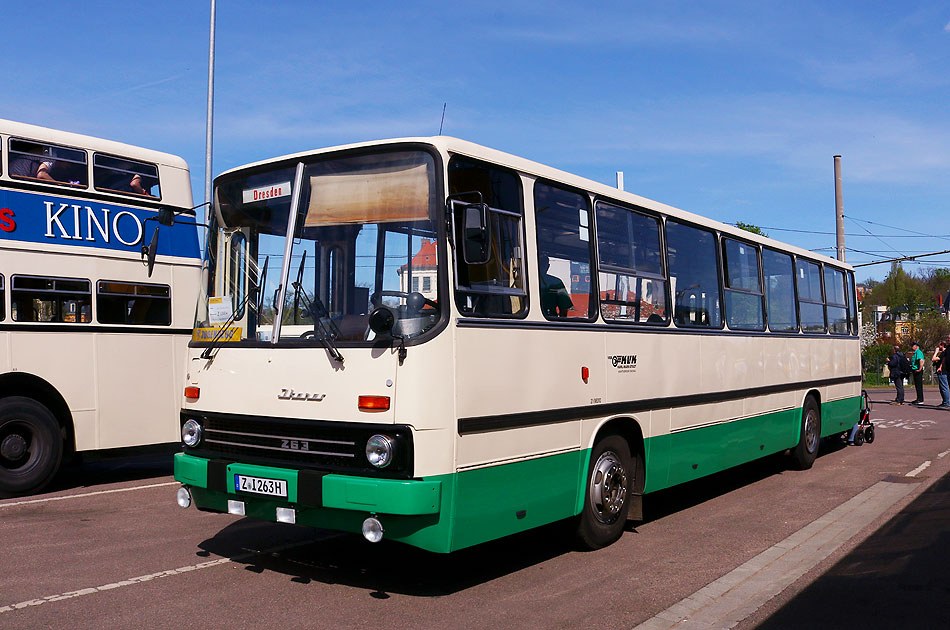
[4,1,949,282]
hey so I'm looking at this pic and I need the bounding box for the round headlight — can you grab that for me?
[176,486,192,508]
[365,434,394,468]
[181,419,202,447]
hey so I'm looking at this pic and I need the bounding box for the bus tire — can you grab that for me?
[0,397,63,497]
[791,397,821,470]
[576,435,632,550]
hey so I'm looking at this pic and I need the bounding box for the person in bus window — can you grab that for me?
[9,154,55,181]
[539,255,573,317]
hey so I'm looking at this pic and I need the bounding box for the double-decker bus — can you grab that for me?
[0,119,201,496]
[173,137,860,552]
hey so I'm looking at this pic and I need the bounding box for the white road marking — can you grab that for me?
[0,537,330,615]
[633,477,921,629]
[0,482,179,509]
[905,461,931,478]
[938,449,950,459]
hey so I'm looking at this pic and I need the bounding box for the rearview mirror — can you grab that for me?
[461,203,491,265]
[141,227,159,277]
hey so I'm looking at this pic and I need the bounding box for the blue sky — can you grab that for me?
[4,1,949,281]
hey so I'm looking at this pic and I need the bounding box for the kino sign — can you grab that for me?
[43,201,144,247]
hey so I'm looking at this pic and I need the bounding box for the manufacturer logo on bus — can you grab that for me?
[277,388,326,402]
[608,355,637,373]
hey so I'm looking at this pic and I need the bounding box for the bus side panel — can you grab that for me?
[96,333,181,448]
[450,450,583,551]
[820,395,861,438]
[11,332,97,449]
[657,406,799,490]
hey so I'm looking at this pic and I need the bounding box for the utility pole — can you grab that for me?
[616,171,624,191]
[834,155,845,262]
[204,0,216,210]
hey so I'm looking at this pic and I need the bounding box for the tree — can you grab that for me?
[735,222,767,237]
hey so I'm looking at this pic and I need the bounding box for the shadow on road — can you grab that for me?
[43,444,178,493]
[193,443,845,596]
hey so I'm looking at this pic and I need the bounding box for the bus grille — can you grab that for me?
[180,411,413,477]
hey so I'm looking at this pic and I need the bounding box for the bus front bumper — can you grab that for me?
[174,452,449,551]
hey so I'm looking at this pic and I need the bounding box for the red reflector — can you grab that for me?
[184,386,200,400]
[358,395,390,411]
[581,366,590,381]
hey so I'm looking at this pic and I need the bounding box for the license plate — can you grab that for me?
[234,474,287,498]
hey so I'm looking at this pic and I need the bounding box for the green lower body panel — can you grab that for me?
[174,395,861,553]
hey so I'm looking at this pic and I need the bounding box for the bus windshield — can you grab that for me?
[195,149,442,346]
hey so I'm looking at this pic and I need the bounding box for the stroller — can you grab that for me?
[843,390,875,446]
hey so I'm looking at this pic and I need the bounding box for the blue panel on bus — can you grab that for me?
[0,188,200,259]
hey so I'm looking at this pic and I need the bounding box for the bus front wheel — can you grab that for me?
[0,397,63,497]
[791,397,821,470]
[576,435,632,550]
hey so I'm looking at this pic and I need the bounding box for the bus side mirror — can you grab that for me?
[368,306,395,334]
[158,207,176,226]
[461,203,491,265]
[142,227,159,277]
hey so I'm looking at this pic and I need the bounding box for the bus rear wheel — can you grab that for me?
[0,397,63,497]
[791,397,821,470]
[576,435,632,550]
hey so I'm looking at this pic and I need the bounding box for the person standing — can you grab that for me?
[888,345,906,405]
[933,341,949,408]
[910,341,926,405]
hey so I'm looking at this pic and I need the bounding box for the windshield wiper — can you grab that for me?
[255,255,269,319]
[290,250,344,363]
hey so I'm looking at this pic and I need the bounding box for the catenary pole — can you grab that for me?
[834,155,845,262]
[204,0,216,210]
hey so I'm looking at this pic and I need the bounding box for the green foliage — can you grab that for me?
[735,222,767,237]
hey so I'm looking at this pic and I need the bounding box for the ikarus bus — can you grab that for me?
[173,138,861,552]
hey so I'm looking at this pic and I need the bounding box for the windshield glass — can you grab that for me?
[194,149,442,346]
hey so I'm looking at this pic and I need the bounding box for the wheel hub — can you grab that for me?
[804,409,819,453]
[1,433,28,462]
[590,451,628,524]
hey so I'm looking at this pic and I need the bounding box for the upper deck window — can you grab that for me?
[93,153,161,198]
[8,138,88,188]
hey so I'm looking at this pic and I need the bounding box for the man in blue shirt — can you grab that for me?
[910,341,926,405]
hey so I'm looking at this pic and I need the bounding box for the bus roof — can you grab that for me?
[0,118,189,171]
[217,135,853,271]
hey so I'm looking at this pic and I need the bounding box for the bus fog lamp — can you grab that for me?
[227,500,246,516]
[276,507,296,524]
[176,486,192,508]
[365,434,394,468]
[181,419,202,447]
[362,517,384,543]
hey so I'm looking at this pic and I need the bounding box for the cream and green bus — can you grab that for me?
[173,137,860,552]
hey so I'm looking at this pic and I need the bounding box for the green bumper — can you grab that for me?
[174,453,451,552]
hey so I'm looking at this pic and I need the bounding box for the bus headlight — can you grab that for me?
[182,419,202,447]
[365,434,394,468]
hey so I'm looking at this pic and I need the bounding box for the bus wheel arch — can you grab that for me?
[0,372,73,496]
[575,417,646,550]
[791,392,821,470]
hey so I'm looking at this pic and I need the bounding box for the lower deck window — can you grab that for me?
[11,275,91,323]
[97,281,171,325]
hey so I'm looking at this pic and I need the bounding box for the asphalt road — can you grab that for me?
[2,390,947,629]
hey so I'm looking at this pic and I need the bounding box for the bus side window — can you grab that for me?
[595,200,668,324]
[667,221,722,328]
[722,237,764,331]
[97,281,171,325]
[796,259,826,333]
[8,138,88,188]
[534,182,595,320]
[93,153,160,198]
[448,157,526,317]
[824,266,849,335]
[11,275,92,323]
[763,248,798,332]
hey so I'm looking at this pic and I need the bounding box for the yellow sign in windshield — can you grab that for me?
[192,327,243,343]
